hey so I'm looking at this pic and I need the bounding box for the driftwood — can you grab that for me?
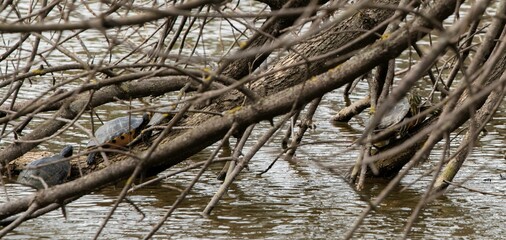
[331,95,371,122]
[2,1,504,239]
[4,0,402,177]
[0,0,415,220]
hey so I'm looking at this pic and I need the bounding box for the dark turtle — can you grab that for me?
[87,113,150,165]
[371,93,424,150]
[376,93,422,133]
[17,145,73,189]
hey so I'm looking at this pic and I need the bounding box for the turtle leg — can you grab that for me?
[141,130,153,145]
[87,152,97,165]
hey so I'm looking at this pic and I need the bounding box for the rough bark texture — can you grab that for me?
[0,0,464,220]
[0,77,193,168]
[365,117,434,178]
[221,0,331,79]
[187,0,401,125]
[361,36,506,179]
[5,0,401,176]
[432,69,506,192]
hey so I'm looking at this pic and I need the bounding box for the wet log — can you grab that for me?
[1,0,464,221]
[331,95,371,123]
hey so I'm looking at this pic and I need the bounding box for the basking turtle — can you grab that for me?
[87,113,150,165]
[17,145,73,189]
[375,93,423,139]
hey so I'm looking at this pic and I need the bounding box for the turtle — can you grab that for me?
[374,93,423,140]
[86,113,150,165]
[17,145,73,189]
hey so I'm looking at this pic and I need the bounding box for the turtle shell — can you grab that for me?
[87,114,149,165]
[377,97,410,130]
[87,114,148,148]
[17,145,73,189]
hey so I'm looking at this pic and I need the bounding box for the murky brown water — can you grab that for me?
[1,1,506,239]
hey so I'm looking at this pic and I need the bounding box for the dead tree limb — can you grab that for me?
[0,0,461,222]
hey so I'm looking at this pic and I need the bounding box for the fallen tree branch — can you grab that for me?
[0,0,459,221]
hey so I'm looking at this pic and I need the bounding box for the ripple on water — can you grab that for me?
[2,3,506,239]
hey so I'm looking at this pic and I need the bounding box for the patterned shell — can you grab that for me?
[377,97,411,130]
[17,145,72,189]
[87,115,146,148]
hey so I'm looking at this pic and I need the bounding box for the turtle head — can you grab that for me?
[139,112,154,144]
[60,145,73,157]
[140,112,152,131]
[407,92,422,115]
[143,112,152,122]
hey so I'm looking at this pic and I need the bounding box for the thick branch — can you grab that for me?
[0,77,193,166]
[190,0,402,126]
[0,0,462,220]
[0,0,218,33]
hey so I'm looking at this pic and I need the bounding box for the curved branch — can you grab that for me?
[0,77,195,166]
[0,0,219,33]
[0,0,462,221]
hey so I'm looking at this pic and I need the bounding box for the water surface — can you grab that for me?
[1,1,505,239]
